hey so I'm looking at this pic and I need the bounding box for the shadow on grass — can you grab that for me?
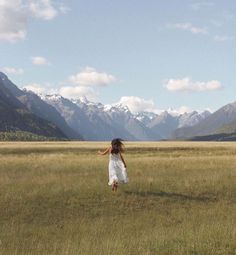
[124,190,217,202]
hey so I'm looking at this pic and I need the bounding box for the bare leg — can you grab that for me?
[114,181,118,192]
[112,180,116,191]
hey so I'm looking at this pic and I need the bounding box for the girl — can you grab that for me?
[98,138,128,191]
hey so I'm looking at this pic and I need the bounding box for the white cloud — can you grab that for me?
[214,35,232,42]
[58,3,70,14]
[178,106,192,114]
[0,0,68,42]
[169,23,207,34]
[21,81,197,116]
[59,86,97,101]
[164,77,223,92]
[60,67,116,101]
[23,83,46,94]
[20,66,115,101]
[168,106,192,115]
[23,82,57,95]
[1,67,24,75]
[117,96,158,114]
[31,56,50,65]
[0,0,27,42]
[28,0,58,20]
[191,2,214,11]
[210,20,223,27]
[117,96,194,115]
[69,67,116,87]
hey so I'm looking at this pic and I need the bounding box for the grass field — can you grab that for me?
[0,141,235,255]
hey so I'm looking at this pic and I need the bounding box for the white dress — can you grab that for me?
[108,153,129,185]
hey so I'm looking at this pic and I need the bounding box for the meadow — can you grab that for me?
[0,141,235,255]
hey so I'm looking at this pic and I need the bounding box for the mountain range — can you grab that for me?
[0,72,67,139]
[1,71,236,141]
[43,94,212,141]
[173,102,236,140]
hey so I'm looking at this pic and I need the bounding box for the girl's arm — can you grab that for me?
[97,147,111,156]
[120,153,127,168]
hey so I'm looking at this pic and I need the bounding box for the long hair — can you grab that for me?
[111,138,124,154]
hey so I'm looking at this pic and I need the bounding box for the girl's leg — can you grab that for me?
[112,180,116,191]
[112,180,118,192]
[114,181,118,192]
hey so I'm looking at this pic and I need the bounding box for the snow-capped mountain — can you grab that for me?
[173,102,236,139]
[4,71,236,142]
[178,110,211,128]
[43,94,211,140]
[147,111,179,139]
[44,95,136,140]
[145,110,212,139]
[134,112,158,126]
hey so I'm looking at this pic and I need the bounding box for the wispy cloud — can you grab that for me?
[1,67,24,75]
[0,0,69,42]
[58,3,70,14]
[23,82,57,95]
[23,83,105,102]
[191,2,215,11]
[116,96,195,115]
[214,35,233,42]
[28,0,58,20]
[60,67,116,100]
[23,83,46,94]
[164,77,223,92]
[22,82,196,115]
[31,56,50,66]
[168,23,207,35]
[59,86,97,101]
[175,106,192,114]
[117,96,156,113]
[69,67,116,87]
[0,0,27,42]
[21,67,116,101]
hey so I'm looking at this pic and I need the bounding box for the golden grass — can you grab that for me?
[0,142,235,255]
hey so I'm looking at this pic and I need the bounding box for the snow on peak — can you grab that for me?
[103,103,131,114]
[134,111,158,125]
[79,96,89,104]
[200,110,211,118]
[103,104,113,111]
[178,110,210,128]
[72,97,104,110]
[41,94,63,101]
[114,103,131,112]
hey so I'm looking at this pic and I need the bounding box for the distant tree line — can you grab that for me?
[0,131,67,141]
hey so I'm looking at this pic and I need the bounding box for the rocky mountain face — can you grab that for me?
[137,110,210,139]
[44,95,157,141]
[0,72,81,140]
[0,72,67,139]
[178,111,211,128]
[216,119,236,134]
[44,94,211,141]
[173,102,236,139]
[4,72,232,141]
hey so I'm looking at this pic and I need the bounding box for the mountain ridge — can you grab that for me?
[3,72,235,141]
[0,72,82,140]
[173,101,236,139]
[0,73,67,139]
[43,94,211,141]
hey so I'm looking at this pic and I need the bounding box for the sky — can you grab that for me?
[0,0,236,114]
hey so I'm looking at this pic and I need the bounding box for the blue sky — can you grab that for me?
[0,0,236,113]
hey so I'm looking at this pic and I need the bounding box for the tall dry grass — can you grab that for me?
[0,142,235,254]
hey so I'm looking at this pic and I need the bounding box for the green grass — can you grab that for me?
[0,142,235,255]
